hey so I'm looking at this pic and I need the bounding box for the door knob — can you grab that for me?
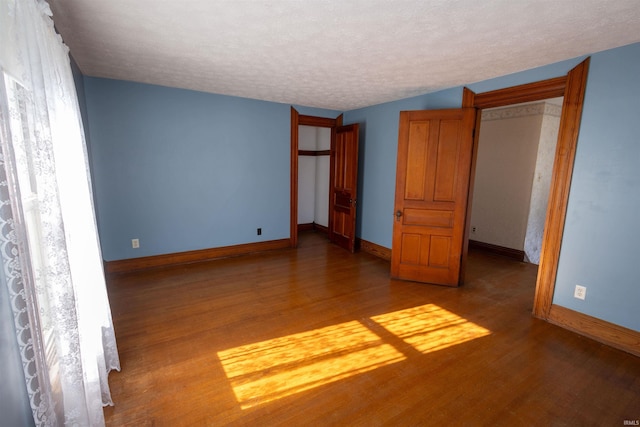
[395,210,402,221]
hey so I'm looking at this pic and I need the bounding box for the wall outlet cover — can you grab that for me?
[574,285,586,300]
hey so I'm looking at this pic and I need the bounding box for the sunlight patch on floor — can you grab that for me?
[218,320,406,409]
[371,304,491,354]
[218,304,491,409]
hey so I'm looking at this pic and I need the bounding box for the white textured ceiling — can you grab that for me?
[48,0,640,111]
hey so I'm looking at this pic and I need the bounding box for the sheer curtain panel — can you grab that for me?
[0,0,120,425]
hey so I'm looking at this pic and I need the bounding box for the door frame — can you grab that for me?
[462,58,590,320]
[290,108,343,248]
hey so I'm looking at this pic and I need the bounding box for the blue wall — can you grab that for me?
[552,43,640,331]
[84,78,340,260]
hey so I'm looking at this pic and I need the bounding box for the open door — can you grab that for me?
[329,124,359,252]
[391,108,476,286]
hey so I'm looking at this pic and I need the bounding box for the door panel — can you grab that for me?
[391,109,475,286]
[329,124,359,252]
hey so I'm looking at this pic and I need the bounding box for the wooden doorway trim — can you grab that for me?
[290,107,299,248]
[465,58,590,320]
[290,108,342,247]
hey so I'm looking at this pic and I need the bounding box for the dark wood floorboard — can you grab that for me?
[104,232,640,426]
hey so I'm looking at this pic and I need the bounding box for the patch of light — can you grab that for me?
[371,304,491,354]
[218,304,491,409]
[218,320,406,409]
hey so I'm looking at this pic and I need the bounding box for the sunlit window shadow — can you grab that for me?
[218,320,406,409]
[218,304,491,409]
[371,304,491,354]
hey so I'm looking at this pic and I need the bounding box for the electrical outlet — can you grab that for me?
[574,285,586,300]
[131,238,140,249]
[472,226,477,234]
[257,228,262,236]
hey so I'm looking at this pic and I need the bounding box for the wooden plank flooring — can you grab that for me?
[104,232,640,426]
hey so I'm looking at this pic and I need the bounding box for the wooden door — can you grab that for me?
[329,124,359,252]
[391,109,475,286]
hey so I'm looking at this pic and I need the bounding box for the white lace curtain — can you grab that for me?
[0,0,120,425]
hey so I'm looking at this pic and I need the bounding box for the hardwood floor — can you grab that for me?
[104,232,640,426]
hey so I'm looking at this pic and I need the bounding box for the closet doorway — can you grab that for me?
[290,109,359,252]
[297,124,332,235]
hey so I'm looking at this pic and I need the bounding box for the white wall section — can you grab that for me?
[314,128,331,227]
[524,102,561,263]
[471,103,544,252]
[297,126,330,227]
[471,100,561,262]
